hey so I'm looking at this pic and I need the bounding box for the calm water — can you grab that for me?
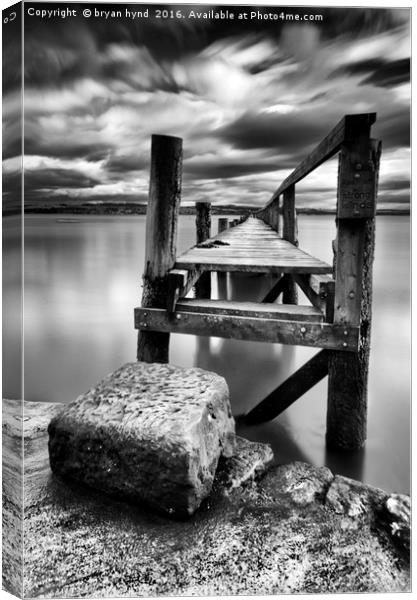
[2,214,410,493]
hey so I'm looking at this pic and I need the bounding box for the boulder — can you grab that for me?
[325,474,387,527]
[382,493,410,552]
[264,461,334,505]
[48,362,235,518]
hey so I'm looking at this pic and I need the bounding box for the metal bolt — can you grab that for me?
[176,313,181,320]
[343,342,348,348]
[300,327,306,334]
[344,330,348,336]
[354,173,360,179]
[143,312,148,317]
[349,291,355,298]
[355,163,362,170]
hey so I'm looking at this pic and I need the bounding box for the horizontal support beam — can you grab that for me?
[166,268,201,312]
[134,307,359,351]
[176,299,324,322]
[242,349,329,425]
[262,113,376,207]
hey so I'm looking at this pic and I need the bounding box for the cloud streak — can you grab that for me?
[3,5,410,211]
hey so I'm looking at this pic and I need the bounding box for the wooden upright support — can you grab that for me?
[137,134,183,363]
[326,117,381,450]
[218,218,228,233]
[282,184,298,304]
[195,202,211,299]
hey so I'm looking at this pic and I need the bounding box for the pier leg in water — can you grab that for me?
[195,202,211,299]
[326,132,381,450]
[282,185,298,304]
[137,134,183,363]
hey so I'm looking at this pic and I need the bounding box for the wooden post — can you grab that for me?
[218,218,228,233]
[195,202,211,298]
[137,134,183,363]
[326,123,381,450]
[282,184,298,304]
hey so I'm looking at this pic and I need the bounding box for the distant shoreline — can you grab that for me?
[3,203,410,217]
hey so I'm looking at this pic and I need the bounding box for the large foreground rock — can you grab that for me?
[2,400,410,597]
[48,362,235,518]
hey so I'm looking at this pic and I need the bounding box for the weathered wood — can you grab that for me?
[176,298,324,322]
[242,350,329,425]
[166,268,202,313]
[281,185,298,306]
[266,113,376,204]
[175,219,332,274]
[294,274,324,311]
[195,202,211,299]
[137,134,183,363]
[326,136,381,450]
[282,185,297,245]
[293,274,335,321]
[261,275,286,303]
[218,218,228,233]
[135,307,359,351]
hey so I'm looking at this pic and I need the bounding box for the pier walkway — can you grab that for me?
[135,113,381,451]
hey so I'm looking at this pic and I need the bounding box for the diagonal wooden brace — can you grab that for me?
[241,349,329,425]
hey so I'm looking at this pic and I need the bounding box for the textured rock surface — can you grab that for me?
[265,461,334,505]
[48,362,235,518]
[2,400,410,597]
[325,474,387,525]
[381,493,411,552]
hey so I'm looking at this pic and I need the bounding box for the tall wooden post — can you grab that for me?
[282,184,298,304]
[326,117,381,449]
[137,134,183,363]
[195,202,211,298]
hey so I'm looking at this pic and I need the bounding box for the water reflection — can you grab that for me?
[1,214,410,494]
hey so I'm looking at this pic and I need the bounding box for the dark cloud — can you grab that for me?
[184,158,282,180]
[361,58,410,88]
[378,176,410,192]
[24,168,100,191]
[105,153,148,174]
[24,136,110,161]
[373,109,410,150]
[330,58,409,88]
[217,111,329,154]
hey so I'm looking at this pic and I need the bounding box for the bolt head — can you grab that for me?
[343,342,348,348]
[300,327,306,334]
[176,313,181,320]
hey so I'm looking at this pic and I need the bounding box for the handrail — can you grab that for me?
[262,112,376,209]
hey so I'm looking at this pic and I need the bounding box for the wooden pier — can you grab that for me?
[135,113,381,451]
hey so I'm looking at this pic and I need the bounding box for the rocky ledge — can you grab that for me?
[3,399,410,597]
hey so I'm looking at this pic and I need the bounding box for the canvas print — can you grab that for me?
[2,1,411,597]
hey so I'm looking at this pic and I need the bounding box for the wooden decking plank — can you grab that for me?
[176,299,324,322]
[175,216,332,275]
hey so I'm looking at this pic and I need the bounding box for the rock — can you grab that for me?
[48,362,235,518]
[381,493,410,552]
[265,461,334,505]
[3,400,410,597]
[214,436,274,493]
[325,474,387,525]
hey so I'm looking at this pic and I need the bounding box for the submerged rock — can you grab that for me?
[48,362,235,518]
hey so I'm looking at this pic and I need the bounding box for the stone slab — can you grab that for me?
[48,362,235,518]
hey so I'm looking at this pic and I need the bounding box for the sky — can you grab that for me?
[2,2,411,211]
